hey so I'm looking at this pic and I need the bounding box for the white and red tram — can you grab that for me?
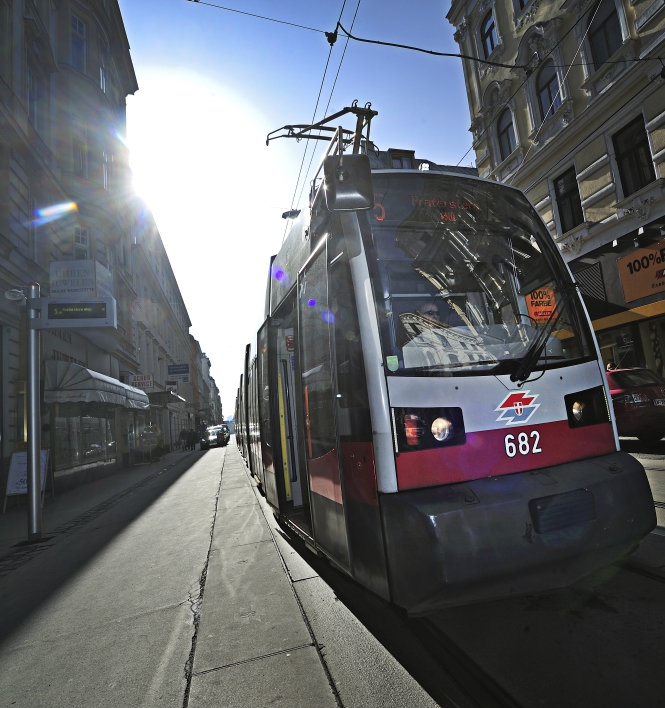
[236,110,655,614]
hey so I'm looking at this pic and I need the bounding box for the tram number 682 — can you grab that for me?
[504,431,542,458]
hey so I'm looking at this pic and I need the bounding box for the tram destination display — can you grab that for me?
[38,297,117,329]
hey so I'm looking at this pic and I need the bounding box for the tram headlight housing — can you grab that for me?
[564,387,610,428]
[393,407,465,452]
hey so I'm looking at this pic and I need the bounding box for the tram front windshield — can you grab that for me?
[367,174,592,376]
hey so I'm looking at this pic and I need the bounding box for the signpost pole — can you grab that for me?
[27,282,42,541]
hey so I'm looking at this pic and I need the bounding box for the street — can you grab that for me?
[0,438,663,707]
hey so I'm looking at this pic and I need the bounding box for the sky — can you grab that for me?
[117,0,473,417]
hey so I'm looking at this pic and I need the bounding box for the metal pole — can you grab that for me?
[27,282,41,541]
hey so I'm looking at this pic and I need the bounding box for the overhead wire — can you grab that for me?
[453,4,614,168]
[295,0,363,211]
[186,0,324,34]
[282,0,349,243]
[517,68,665,195]
[186,1,660,71]
[508,1,604,182]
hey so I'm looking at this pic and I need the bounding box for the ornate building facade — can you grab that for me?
[0,1,219,491]
[448,0,665,372]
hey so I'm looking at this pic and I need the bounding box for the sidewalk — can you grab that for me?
[188,444,437,707]
[0,443,438,707]
[0,448,201,559]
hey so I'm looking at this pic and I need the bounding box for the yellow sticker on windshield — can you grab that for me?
[527,287,556,323]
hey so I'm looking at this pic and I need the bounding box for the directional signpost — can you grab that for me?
[38,297,117,329]
[4,284,118,542]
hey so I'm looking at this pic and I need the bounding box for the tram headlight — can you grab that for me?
[393,407,465,452]
[571,401,585,422]
[564,387,610,428]
[431,417,453,441]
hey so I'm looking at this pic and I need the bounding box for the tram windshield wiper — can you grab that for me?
[510,307,564,383]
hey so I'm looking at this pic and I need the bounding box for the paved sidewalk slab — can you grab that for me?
[189,645,337,708]
[191,445,438,708]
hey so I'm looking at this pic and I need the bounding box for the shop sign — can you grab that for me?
[168,364,190,383]
[166,381,178,394]
[50,260,113,298]
[130,374,154,389]
[526,287,557,323]
[618,238,665,303]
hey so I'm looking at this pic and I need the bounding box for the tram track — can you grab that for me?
[409,618,525,708]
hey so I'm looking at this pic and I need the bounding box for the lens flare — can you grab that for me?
[270,263,287,282]
[307,299,316,307]
[33,202,78,226]
[320,310,335,323]
[114,129,129,147]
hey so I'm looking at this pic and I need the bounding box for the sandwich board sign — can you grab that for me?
[3,450,50,512]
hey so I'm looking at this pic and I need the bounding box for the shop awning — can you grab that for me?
[44,361,150,410]
[147,390,187,409]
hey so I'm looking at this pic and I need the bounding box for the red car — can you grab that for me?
[606,367,665,442]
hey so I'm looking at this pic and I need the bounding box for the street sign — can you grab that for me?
[168,364,190,382]
[38,297,117,329]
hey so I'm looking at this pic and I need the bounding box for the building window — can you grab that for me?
[497,108,516,161]
[99,39,109,93]
[588,0,622,71]
[73,139,86,176]
[480,12,498,58]
[554,167,584,233]
[613,116,656,198]
[71,15,86,72]
[72,118,87,177]
[536,61,561,122]
[27,68,38,128]
[74,227,89,259]
[102,151,109,190]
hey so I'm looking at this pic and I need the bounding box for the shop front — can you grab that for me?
[570,215,665,375]
[44,361,150,489]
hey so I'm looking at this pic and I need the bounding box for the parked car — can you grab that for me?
[606,367,665,441]
[201,426,223,450]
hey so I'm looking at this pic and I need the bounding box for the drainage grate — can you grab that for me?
[529,488,596,534]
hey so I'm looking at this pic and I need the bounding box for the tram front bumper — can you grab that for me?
[380,451,656,615]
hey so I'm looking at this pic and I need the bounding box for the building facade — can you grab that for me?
[0,0,216,491]
[447,0,665,372]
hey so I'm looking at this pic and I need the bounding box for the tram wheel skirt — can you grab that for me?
[380,451,656,615]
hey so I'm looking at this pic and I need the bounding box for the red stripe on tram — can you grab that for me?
[395,420,615,491]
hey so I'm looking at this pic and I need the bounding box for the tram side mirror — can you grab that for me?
[323,154,374,211]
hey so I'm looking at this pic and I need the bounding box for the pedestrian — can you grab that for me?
[187,428,197,451]
[179,428,188,451]
[606,361,617,371]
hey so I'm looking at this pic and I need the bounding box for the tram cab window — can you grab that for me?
[366,174,592,376]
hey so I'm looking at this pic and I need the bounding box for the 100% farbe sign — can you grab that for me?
[618,239,665,303]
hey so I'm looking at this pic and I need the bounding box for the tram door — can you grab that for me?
[274,300,304,510]
[298,242,350,569]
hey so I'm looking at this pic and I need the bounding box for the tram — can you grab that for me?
[236,104,655,614]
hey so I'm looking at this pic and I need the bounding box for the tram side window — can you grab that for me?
[300,249,337,459]
[330,256,371,442]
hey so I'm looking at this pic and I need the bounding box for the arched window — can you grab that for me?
[588,0,622,70]
[536,61,561,122]
[497,108,516,161]
[480,12,497,58]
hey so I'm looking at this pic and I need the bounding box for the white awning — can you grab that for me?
[44,361,150,410]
